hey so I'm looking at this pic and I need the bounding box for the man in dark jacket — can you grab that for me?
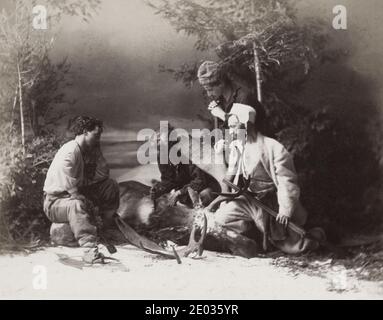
[150,124,219,208]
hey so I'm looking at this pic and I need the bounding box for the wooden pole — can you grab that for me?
[253,42,262,103]
[17,61,25,153]
[251,0,262,103]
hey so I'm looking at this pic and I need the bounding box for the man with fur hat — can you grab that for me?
[197,60,264,130]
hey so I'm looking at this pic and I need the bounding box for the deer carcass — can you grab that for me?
[116,180,261,259]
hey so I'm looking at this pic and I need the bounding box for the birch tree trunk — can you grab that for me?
[10,86,19,133]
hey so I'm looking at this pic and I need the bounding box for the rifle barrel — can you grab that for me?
[222,179,306,237]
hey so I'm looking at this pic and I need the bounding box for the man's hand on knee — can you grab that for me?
[276,212,290,227]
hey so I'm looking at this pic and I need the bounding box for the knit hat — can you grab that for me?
[197,60,221,86]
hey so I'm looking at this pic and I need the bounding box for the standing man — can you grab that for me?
[197,60,265,192]
[43,116,119,248]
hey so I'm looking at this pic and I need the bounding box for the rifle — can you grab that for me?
[221,178,307,238]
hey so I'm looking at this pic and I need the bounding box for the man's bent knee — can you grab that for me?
[100,179,120,209]
[70,199,89,213]
[215,211,252,235]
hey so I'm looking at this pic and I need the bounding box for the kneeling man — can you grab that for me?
[210,104,325,254]
[150,123,219,209]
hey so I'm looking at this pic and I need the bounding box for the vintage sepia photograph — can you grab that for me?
[0,0,382,302]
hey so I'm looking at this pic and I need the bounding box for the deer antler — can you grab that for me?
[138,241,182,263]
[177,213,207,258]
[115,214,208,263]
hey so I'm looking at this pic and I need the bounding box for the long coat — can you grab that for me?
[227,133,307,225]
[214,133,314,254]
